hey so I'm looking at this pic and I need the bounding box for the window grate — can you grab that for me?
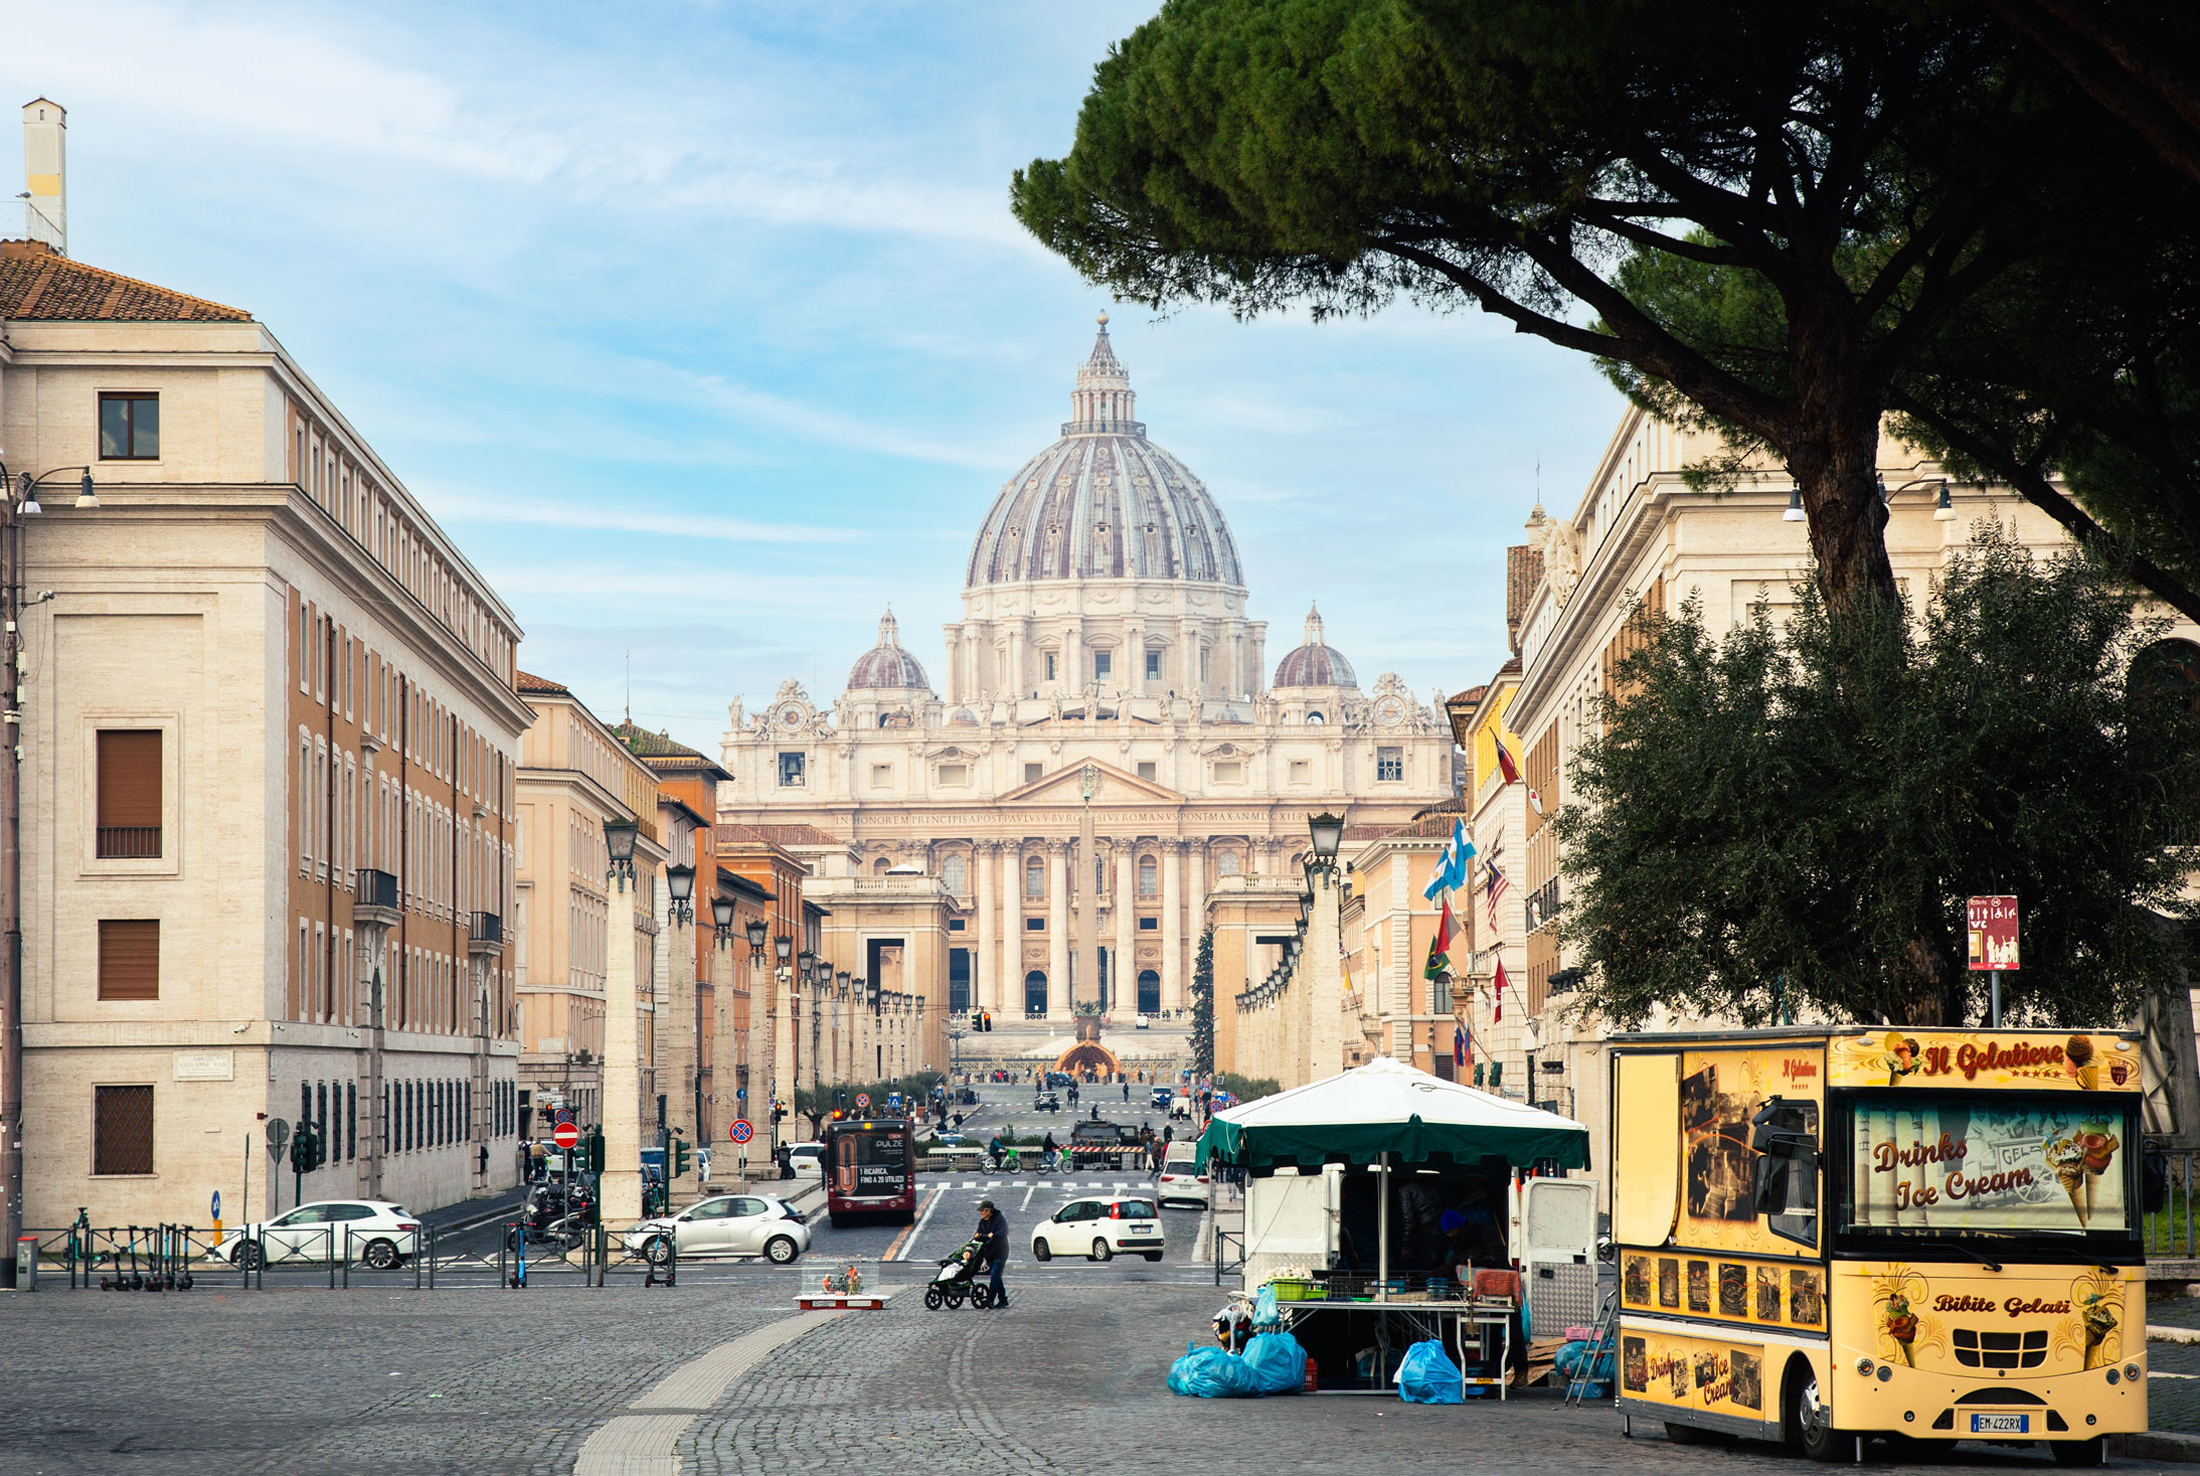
[1951,1328,2047,1369]
[93,1084,154,1175]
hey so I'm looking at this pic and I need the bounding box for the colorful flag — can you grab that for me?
[1495,736,1521,785]
[1484,859,1511,932]
[1423,895,1458,980]
[1420,818,1477,901]
[1453,1025,1466,1069]
[1526,786,1545,817]
[1493,958,1509,1022]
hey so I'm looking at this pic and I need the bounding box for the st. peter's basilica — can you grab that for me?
[718,317,1453,1031]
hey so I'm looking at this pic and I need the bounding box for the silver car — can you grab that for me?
[621,1193,810,1265]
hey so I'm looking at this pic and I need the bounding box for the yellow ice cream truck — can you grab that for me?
[1609,1027,2145,1463]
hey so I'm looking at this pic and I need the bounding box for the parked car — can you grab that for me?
[210,1200,421,1269]
[784,1141,825,1180]
[1156,1140,1212,1208]
[1149,1087,1175,1110]
[622,1193,810,1265]
[1030,1195,1165,1263]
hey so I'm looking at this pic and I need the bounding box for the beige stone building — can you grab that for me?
[512,674,665,1137]
[1,215,528,1229]
[719,319,1454,1074]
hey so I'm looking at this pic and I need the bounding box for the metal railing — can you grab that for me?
[471,910,502,946]
[20,1222,445,1291]
[94,825,160,858]
[1213,1226,1244,1286]
[499,1218,679,1288]
[356,867,399,909]
[2148,1148,2200,1260]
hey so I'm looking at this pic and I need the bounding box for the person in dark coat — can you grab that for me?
[976,1200,1009,1309]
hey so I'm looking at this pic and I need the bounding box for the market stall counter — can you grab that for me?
[1195,1057,1596,1396]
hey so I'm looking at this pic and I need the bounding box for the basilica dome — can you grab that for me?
[964,314,1243,590]
[846,609,931,690]
[1271,605,1357,689]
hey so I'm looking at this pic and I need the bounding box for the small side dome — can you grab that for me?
[1271,603,1357,689]
[847,608,932,691]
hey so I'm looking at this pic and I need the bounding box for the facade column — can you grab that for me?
[1179,617,1198,696]
[1181,840,1206,1014]
[1047,841,1070,1019]
[1001,843,1020,1013]
[973,839,995,1019]
[1114,842,1135,1016]
[1064,624,1084,693]
[1009,623,1028,699]
[1161,839,1183,1013]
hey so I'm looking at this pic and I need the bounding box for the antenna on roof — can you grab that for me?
[624,649,631,723]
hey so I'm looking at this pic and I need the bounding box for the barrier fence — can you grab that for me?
[2148,1148,2200,1261]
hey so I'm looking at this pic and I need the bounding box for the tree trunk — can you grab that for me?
[1783,394,1901,621]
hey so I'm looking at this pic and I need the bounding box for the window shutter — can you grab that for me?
[96,730,162,857]
[97,919,160,1001]
[93,1084,154,1175]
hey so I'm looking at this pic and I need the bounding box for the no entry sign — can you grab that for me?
[729,1119,754,1144]
[553,1121,581,1149]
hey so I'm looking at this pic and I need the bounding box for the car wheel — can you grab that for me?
[1144,1252,1163,1262]
[1092,1238,1113,1262]
[765,1235,799,1265]
[641,1236,673,1267]
[1033,1238,1052,1262]
[361,1238,400,1271]
[233,1241,262,1270]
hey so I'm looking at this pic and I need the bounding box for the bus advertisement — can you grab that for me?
[1609,1027,2147,1463]
[823,1118,916,1229]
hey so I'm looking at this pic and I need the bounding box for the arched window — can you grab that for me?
[873,856,893,875]
[1307,711,1325,725]
[1025,854,1045,899]
[1137,855,1158,897]
[1137,969,1161,1016]
[1217,850,1241,877]
[943,854,968,895]
[1025,970,1049,1016]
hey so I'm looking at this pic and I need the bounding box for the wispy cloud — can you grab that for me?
[425,488,868,546]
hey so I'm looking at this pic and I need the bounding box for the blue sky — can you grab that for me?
[7,1,1624,754]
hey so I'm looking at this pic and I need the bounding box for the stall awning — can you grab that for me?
[1195,1056,1589,1171]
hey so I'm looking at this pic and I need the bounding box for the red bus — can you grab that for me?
[823,1118,916,1228]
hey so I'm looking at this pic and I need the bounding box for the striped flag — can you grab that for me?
[1484,859,1511,932]
[1495,736,1521,785]
[1493,958,1510,1022]
[1423,896,1458,981]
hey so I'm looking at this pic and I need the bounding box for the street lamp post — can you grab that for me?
[0,465,91,1281]
[599,815,645,1224]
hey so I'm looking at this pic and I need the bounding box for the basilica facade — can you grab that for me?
[717,318,1453,1028]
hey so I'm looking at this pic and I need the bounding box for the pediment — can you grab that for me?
[997,759,1181,806]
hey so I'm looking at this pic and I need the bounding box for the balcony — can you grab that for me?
[353,868,400,929]
[95,826,160,859]
[470,910,504,958]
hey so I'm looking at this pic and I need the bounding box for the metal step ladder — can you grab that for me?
[1564,1271,1619,1406]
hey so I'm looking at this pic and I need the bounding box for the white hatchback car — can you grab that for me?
[621,1193,810,1265]
[1031,1194,1165,1263]
[211,1200,421,1269]
[784,1141,825,1181]
[1156,1141,1212,1207]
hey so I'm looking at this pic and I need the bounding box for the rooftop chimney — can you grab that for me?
[20,98,64,256]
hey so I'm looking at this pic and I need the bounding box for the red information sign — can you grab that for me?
[1967,895,2019,971]
[553,1121,581,1149]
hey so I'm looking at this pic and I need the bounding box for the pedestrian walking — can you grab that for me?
[1122,1080,1130,1102]
[976,1199,1009,1309]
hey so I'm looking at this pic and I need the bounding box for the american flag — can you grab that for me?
[1483,859,1511,932]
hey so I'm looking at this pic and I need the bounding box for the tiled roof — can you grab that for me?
[1506,544,1544,649]
[515,670,570,696]
[1414,795,1469,818]
[0,240,251,322]
[612,721,702,759]
[1446,685,1487,708]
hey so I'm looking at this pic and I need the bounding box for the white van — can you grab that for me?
[1156,1140,1210,1207]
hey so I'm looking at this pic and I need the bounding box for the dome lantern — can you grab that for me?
[1272,601,1358,689]
[846,606,932,691]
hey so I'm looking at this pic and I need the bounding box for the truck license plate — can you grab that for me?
[1970,1414,2028,1435]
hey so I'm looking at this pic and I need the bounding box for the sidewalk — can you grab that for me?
[418,1187,527,1239]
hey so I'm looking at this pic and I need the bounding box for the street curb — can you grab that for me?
[2152,1325,2200,1345]
[2110,1431,2200,1464]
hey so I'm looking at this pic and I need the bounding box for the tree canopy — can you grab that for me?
[1555,528,2200,1029]
[1013,0,2152,619]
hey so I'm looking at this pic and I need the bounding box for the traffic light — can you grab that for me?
[289,1122,323,1173]
[771,1100,786,1125]
[830,1108,844,1122]
[833,1088,846,1109]
[585,1127,606,1174]
[979,1011,992,1032]
[671,1135,692,1178]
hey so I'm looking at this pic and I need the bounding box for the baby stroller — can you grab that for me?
[924,1235,996,1310]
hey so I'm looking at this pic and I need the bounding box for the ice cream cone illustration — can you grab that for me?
[2081,1129,2119,1220]
[2079,1294,2118,1371]
[2067,1035,2098,1091]
[2048,1134,2091,1227]
[1883,1293,1919,1366]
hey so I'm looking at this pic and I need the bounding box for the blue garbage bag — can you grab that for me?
[1397,1338,1465,1404]
[1242,1332,1307,1395]
[1251,1283,1283,1331]
[1555,1338,1615,1387]
[1169,1340,1261,1398]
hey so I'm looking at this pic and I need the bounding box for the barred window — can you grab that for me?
[94,1084,154,1175]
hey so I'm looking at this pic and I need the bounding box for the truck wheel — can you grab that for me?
[1786,1367,1843,1463]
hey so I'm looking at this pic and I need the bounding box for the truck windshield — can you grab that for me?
[1837,1092,2136,1244]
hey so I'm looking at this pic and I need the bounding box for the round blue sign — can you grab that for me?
[211,1190,221,1219]
[735,1087,747,1099]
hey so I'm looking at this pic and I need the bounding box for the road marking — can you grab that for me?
[886,1185,946,1262]
[575,1308,835,1476]
[1019,1183,1035,1211]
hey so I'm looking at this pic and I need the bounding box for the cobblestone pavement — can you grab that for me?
[691,1283,2189,1475]
[2143,1297,2200,1434]
[5,1276,2195,1474]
